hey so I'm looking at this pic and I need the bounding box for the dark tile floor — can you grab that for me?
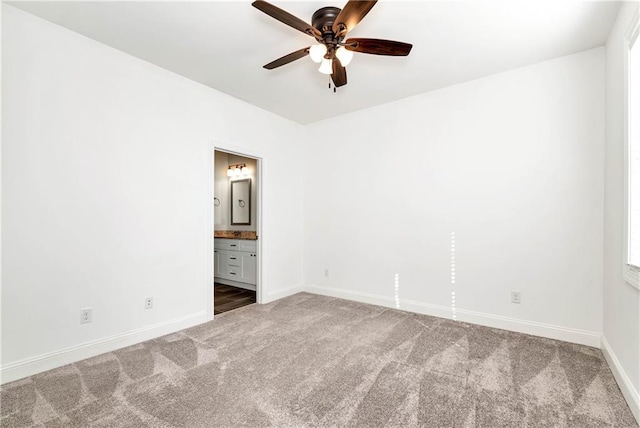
[214,283,256,315]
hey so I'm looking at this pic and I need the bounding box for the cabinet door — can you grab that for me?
[240,253,257,284]
[214,250,221,277]
[215,249,232,279]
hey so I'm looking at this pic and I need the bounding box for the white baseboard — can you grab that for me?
[0,311,208,385]
[601,336,640,424]
[302,285,601,347]
[214,277,256,291]
[263,284,304,304]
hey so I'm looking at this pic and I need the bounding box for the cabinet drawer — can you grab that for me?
[215,238,241,250]
[227,267,241,278]
[238,240,257,252]
[215,238,257,252]
[224,253,241,267]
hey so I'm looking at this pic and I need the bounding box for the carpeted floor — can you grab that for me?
[1,292,637,427]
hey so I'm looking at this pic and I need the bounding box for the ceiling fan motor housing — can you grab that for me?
[312,6,343,53]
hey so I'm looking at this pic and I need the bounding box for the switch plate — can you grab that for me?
[324,268,329,277]
[145,297,153,309]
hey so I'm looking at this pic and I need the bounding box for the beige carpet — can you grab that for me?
[1,292,637,427]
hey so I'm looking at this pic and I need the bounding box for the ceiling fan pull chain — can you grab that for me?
[328,76,336,93]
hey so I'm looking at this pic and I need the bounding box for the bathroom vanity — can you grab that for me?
[214,237,257,291]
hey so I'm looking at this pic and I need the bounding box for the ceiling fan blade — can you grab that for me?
[332,1,377,36]
[263,47,310,70]
[252,0,321,38]
[345,38,413,56]
[331,59,347,87]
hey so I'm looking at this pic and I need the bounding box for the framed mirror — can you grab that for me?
[230,178,251,225]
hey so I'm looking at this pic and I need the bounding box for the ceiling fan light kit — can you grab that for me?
[252,0,412,89]
[309,44,327,63]
[319,58,333,74]
[335,46,353,66]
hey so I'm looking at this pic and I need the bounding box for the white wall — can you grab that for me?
[603,1,640,419]
[1,5,304,381]
[214,151,231,227]
[304,48,605,345]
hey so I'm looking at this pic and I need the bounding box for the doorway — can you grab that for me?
[214,284,256,315]
[212,149,261,316]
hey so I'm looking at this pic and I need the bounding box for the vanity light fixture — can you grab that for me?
[227,163,249,177]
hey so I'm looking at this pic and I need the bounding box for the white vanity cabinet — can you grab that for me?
[214,238,257,290]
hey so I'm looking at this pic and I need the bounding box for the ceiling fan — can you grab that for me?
[251,0,412,89]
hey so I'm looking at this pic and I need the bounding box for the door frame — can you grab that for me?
[208,142,264,321]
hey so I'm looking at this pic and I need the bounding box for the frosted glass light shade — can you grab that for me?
[241,166,249,175]
[319,58,333,74]
[335,46,353,67]
[234,167,241,176]
[309,44,327,63]
[227,168,234,177]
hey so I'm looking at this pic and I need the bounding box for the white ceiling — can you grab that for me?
[8,0,620,124]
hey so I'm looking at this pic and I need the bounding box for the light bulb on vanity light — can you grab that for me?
[335,46,353,67]
[318,58,333,74]
[309,44,327,63]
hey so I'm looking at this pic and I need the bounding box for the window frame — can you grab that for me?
[623,9,640,290]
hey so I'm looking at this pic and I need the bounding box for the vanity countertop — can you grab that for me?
[214,231,258,240]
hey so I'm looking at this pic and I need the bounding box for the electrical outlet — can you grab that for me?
[511,291,521,304]
[324,268,330,277]
[145,297,153,309]
[80,308,92,324]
